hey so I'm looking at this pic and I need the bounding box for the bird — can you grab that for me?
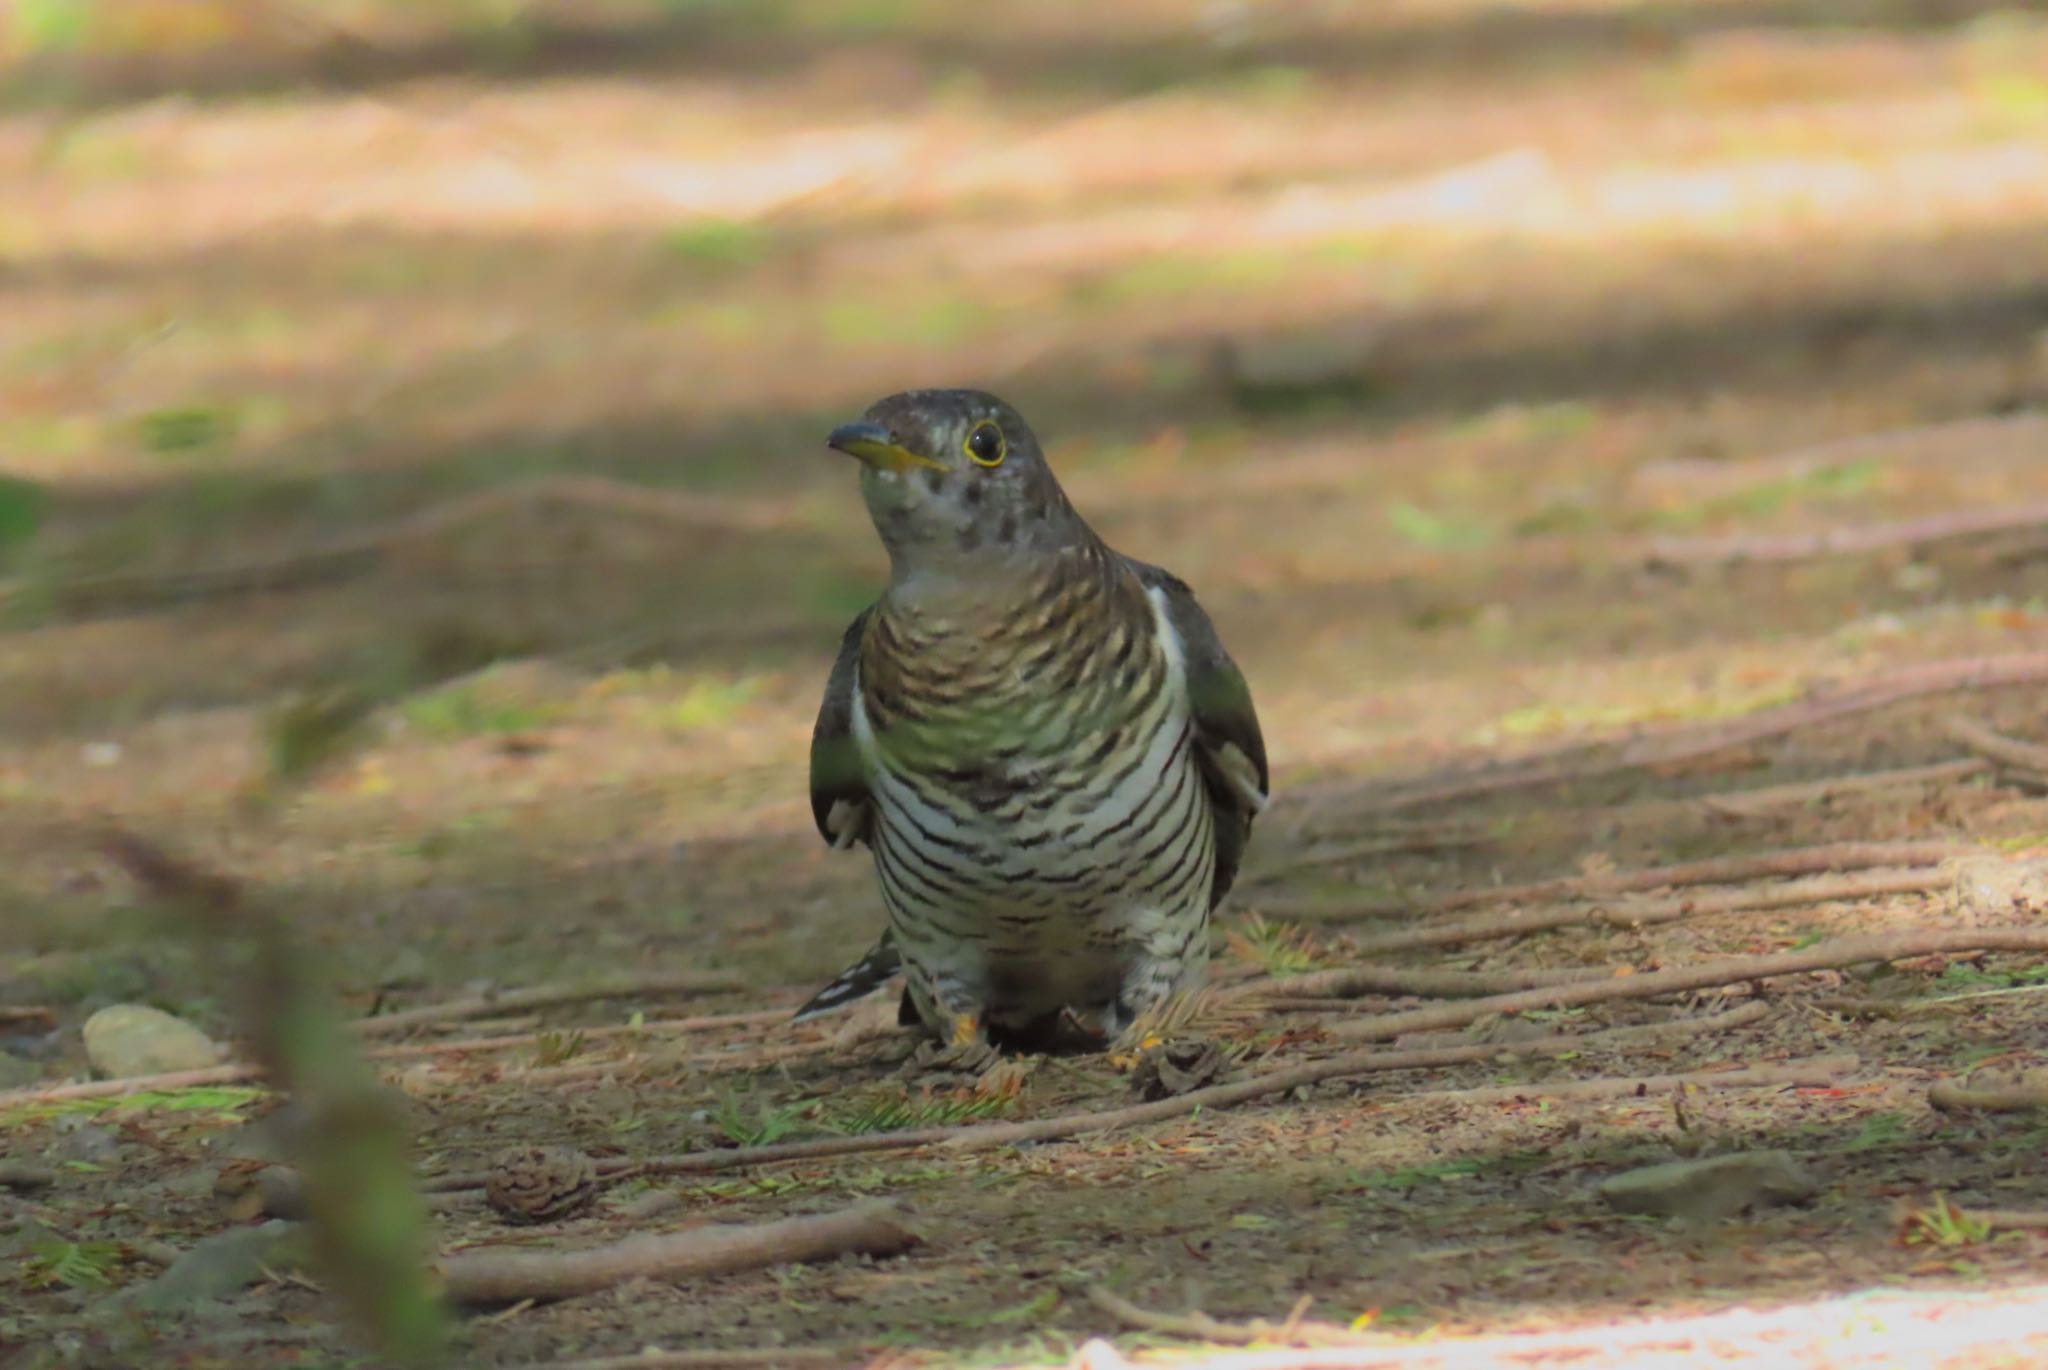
[793,388,1268,1063]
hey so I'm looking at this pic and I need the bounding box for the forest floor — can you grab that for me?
[6,2,2048,1366]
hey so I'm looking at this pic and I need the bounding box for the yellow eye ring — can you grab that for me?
[963,421,1006,468]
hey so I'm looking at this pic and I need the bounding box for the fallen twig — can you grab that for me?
[1644,499,2048,568]
[1230,962,1612,1001]
[352,973,746,1039]
[1971,1209,2048,1230]
[0,475,802,620]
[1692,759,1991,817]
[364,1009,793,1062]
[1326,927,2048,1042]
[411,1004,1771,1193]
[0,1006,800,1109]
[234,1165,475,1220]
[1086,1286,1368,1347]
[0,1163,57,1190]
[1943,714,2048,778]
[511,1350,861,1369]
[435,1198,917,1306]
[1309,867,1944,942]
[1303,651,2048,817]
[1401,1057,1849,1107]
[1394,839,1968,916]
[1928,1079,2048,1113]
[1245,828,1494,883]
[0,1062,267,1108]
[509,1348,859,1369]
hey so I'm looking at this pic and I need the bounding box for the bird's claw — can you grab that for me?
[904,1034,1004,1085]
[1126,1035,1229,1100]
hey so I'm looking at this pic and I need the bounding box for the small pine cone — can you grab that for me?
[484,1146,598,1224]
[1130,1036,1227,1101]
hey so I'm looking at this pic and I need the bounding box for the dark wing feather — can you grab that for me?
[1123,558,1269,907]
[809,607,875,845]
[792,931,901,1020]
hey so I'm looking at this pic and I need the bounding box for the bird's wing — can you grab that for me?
[810,607,876,848]
[1125,558,1269,907]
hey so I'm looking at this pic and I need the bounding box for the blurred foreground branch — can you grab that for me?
[101,831,448,1366]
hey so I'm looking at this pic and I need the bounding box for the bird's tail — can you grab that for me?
[791,933,903,1021]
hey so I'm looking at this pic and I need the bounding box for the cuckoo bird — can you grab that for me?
[795,390,1268,1060]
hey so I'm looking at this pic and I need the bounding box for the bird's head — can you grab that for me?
[826,389,1090,581]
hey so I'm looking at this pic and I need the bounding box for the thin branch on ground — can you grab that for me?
[363,1009,793,1061]
[0,1007,808,1108]
[422,1004,1772,1193]
[1693,759,1992,817]
[1295,651,2048,818]
[435,1198,918,1306]
[1928,1079,2048,1113]
[1943,714,2048,778]
[0,475,803,619]
[1971,1209,2048,1230]
[238,1165,475,1220]
[1643,499,2048,568]
[1085,1286,1370,1347]
[1307,867,1944,941]
[1229,962,1613,1001]
[1401,1057,1849,1107]
[1390,839,1969,916]
[0,1163,57,1190]
[352,972,747,1038]
[509,1349,860,1369]
[0,1062,269,1108]
[1326,927,2048,1042]
[1245,828,1494,883]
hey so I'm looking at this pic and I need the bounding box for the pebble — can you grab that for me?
[82,1004,222,1079]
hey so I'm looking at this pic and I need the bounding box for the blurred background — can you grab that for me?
[7,0,2048,1077]
[11,2,2048,1362]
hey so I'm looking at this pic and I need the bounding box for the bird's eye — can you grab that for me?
[963,422,1006,468]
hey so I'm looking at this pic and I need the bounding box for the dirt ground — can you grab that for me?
[6,2,2048,1366]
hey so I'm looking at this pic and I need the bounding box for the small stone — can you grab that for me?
[484,1145,599,1224]
[119,1221,302,1311]
[82,1004,222,1079]
[1599,1150,1818,1222]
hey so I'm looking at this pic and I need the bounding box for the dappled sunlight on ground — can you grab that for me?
[6,1,2048,1365]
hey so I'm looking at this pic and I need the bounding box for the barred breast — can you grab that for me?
[849,547,1216,1030]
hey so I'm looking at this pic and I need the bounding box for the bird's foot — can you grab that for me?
[1125,1034,1230,1100]
[903,1035,1007,1090]
[901,1008,1007,1087]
